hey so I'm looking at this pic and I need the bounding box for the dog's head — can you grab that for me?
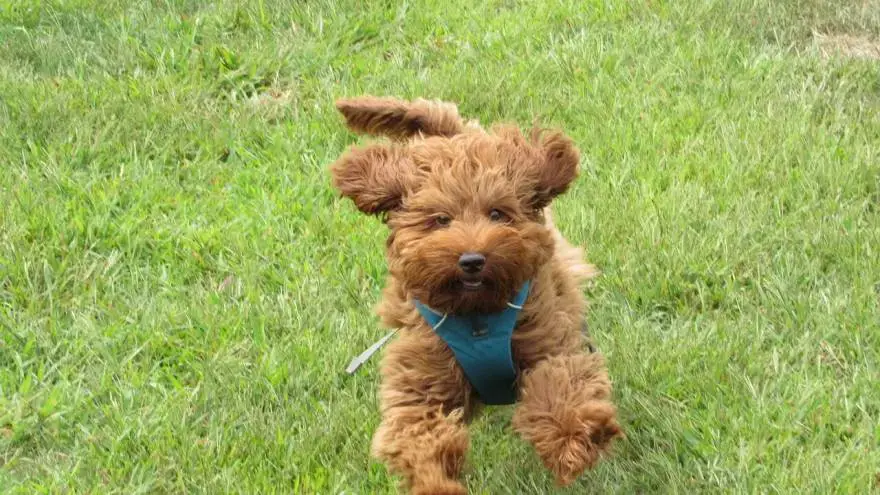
[330,97,579,314]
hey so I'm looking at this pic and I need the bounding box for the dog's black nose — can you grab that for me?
[458,252,486,273]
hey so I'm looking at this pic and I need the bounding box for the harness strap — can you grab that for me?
[414,281,530,405]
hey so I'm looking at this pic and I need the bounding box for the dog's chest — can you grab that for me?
[413,282,531,405]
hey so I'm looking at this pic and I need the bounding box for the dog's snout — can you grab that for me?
[458,252,486,273]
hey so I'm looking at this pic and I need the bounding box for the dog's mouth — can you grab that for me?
[459,273,486,291]
[419,267,522,314]
[461,279,483,290]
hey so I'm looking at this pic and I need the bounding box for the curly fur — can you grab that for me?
[330,96,621,492]
[336,96,465,140]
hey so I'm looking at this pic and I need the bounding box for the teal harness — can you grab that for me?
[413,281,531,405]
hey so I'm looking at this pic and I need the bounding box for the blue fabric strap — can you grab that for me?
[414,281,531,405]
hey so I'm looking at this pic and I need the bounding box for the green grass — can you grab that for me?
[1,0,878,492]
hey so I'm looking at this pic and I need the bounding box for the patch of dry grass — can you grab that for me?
[814,31,880,60]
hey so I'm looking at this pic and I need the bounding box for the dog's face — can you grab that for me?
[332,118,579,314]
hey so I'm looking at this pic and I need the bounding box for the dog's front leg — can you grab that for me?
[371,330,473,494]
[512,353,621,486]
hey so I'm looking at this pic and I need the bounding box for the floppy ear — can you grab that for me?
[498,126,580,209]
[336,96,464,140]
[330,144,414,215]
[531,130,580,207]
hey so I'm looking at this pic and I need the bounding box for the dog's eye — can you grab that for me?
[488,209,508,222]
[433,215,452,228]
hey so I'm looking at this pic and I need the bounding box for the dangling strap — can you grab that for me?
[345,330,397,374]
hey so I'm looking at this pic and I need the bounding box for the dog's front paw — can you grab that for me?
[512,353,622,485]
[515,400,621,486]
[546,402,621,486]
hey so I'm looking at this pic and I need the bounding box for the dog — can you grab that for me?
[330,96,621,494]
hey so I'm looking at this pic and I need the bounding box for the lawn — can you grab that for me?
[1,0,878,493]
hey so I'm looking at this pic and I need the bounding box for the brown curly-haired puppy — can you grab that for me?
[331,96,621,494]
